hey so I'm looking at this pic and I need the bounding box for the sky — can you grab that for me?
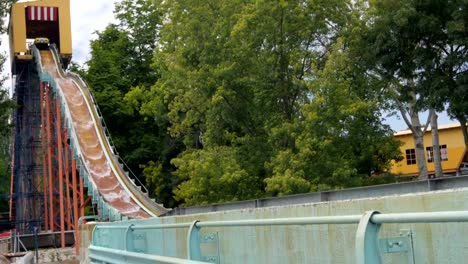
[0,0,456,132]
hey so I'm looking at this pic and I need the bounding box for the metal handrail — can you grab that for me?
[89,245,211,264]
[92,210,468,264]
[371,211,468,223]
[95,210,468,230]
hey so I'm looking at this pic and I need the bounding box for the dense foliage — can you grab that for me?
[78,0,467,207]
[358,0,468,179]
[0,0,17,211]
[79,0,183,207]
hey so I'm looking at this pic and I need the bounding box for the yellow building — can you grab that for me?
[391,123,468,176]
[9,0,72,71]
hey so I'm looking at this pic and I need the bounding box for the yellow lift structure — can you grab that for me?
[9,0,72,71]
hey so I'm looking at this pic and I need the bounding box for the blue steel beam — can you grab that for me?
[11,61,47,234]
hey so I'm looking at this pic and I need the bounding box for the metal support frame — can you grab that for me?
[45,83,55,232]
[56,97,66,248]
[10,61,45,234]
[64,132,72,231]
[379,229,415,264]
[72,158,80,255]
[10,60,86,252]
[40,82,49,232]
[14,46,165,256]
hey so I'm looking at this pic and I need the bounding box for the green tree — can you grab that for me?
[0,0,17,211]
[433,0,467,175]
[133,0,401,205]
[0,88,14,206]
[172,146,262,206]
[265,40,401,195]
[81,1,183,207]
[84,24,164,196]
[357,0,468,179]
[0,0,15,23]
[134,0,272,204]
[114,0,162,86]
[82,0,404,207]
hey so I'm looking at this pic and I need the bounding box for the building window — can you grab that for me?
[405,149,417,165]
[426,145,448,163]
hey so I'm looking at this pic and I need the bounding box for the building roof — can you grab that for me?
[394,122,462,136]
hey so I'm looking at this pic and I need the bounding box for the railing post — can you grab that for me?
[124,224,134,251]
[91,226,99,246]
[187,220,202,261]
[355,211,382,264]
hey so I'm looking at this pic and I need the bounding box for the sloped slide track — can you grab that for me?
[34,45,168,219]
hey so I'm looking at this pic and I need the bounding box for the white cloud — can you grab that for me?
[70,0,118,64]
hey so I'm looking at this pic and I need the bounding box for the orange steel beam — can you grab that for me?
[40,82,49,231]
[79,177,85,217]
[80,196,91,211]
[72,158,80,255]
[55,97,66,248]
[45,84,54,232]
[64,133,72,230]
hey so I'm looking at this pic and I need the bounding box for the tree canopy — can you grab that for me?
[77,0,467,207]
[354,0,468,179]
[0,0,16,211]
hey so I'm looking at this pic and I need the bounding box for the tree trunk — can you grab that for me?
[394,90,430,180]
[458,116,468,149]
[410,113,428,180]
[431,111,443,178]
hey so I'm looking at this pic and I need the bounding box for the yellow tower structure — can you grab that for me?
[9,0,72,71]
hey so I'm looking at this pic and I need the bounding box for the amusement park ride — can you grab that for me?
[6,1,468,263]
[7,0,167,249]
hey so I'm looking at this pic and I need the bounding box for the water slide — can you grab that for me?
[34,45,168,219]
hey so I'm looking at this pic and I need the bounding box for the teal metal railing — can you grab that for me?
[89,245,211,264]
[90,210,468,264]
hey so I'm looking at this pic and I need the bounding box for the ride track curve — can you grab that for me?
[36,46,169,219]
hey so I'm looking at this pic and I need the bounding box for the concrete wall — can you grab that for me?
[78,223,95,263]
[0,239,9,255]
[83,188,468,263]
[36,247,78,263]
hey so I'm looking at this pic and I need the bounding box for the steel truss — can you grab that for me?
[10,61,89,249]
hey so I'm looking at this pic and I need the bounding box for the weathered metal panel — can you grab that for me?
[87,188,468,263]
[164,176,468,216]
